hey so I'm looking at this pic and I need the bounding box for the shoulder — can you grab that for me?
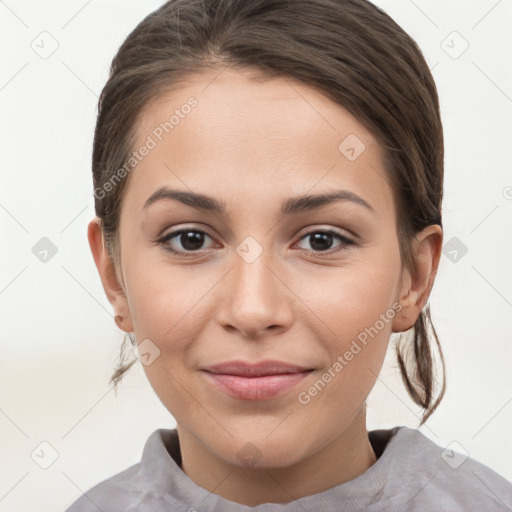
[64,462,144,511]
[373,426,512,511]
[64,428,179,512]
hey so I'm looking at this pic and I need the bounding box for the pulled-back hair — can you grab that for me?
[93,0,446,424]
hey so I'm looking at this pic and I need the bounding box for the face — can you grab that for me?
[93,67,426,469]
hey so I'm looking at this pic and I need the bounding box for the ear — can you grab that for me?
[392,224,443,333]
[87,218,134,333]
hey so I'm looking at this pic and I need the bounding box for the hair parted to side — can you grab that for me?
[92,0,446,424]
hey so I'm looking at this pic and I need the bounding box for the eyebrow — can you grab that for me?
[143,186,377,216]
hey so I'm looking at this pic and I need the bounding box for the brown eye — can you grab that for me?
[158,229,215,255]
[297,229,355,253]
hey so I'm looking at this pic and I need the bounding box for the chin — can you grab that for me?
[216,431,308,470]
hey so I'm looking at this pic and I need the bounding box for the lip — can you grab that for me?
[201,360,314,400]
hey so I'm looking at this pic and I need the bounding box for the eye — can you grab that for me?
[296,229,356,253]
[158,228,216,256]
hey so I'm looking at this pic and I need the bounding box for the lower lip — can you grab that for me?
[202,371,313,400]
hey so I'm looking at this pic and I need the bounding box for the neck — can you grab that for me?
[177,407,377,506]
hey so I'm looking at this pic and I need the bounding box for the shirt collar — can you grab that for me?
[140,426,403,511]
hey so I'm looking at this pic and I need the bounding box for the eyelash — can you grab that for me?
[157,227,356,257]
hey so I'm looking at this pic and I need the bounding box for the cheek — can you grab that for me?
[294,275,398,430]
[294,249,401,392]
[126,262,212,418]
[297,256,401,341]
[125,251,213,343]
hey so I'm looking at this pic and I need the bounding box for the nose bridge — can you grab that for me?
[219,234,289,336]
[232,235,276,305]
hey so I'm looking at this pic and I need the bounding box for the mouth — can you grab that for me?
[201,360,315,400]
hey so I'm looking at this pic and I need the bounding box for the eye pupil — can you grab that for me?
[181,231,204,251]
[309,232,333,251]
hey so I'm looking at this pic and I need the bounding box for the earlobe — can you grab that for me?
[392,224,443,333]
[392,287,416,333]
[87,218,133,332]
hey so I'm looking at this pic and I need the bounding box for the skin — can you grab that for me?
[88,66,442,506]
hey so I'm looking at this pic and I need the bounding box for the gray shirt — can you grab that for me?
[64,426,512,511]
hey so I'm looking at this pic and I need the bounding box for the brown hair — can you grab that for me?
[93,0,446,424]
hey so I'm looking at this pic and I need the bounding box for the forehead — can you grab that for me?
[125,67,394,219]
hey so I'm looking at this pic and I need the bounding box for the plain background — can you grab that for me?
[1,0,511,510]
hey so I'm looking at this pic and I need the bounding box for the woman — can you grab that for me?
[66,0,512,510]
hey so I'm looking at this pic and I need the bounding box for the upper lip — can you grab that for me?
[202,360,313,377]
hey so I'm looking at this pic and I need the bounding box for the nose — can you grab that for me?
[215,240,294,339]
